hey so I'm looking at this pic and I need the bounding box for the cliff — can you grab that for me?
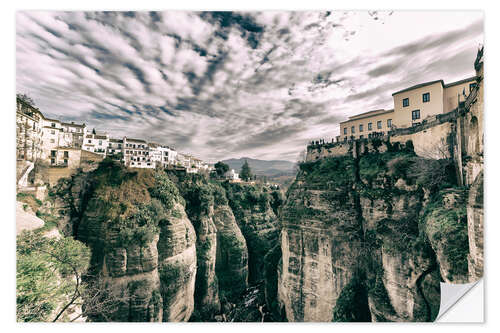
[278,141,475,322]
[52,160,197,321]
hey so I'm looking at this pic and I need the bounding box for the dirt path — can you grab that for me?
[16,201,44,235]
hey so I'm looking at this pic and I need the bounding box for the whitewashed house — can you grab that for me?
[123,137,155,168]
[224,169,240,181]
[82,131,109,156]
[107,138,123,158]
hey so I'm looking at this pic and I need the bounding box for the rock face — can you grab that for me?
[277,145,472,322]
[213,203,249,300]
[53,161,197,322]
[223,183,281,284]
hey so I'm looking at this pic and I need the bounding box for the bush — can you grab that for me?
[17,231,90,322]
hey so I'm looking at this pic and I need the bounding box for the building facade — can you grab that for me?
[16,98,43,162]
[107,138,123,158]
[82,131,109,156]
[339,76,477,141]
[123,137,155,168]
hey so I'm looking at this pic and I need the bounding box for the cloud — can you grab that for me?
[16,11,483,162]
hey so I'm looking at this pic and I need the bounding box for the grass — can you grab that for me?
[35,211,59,232]
[17,192,43,212]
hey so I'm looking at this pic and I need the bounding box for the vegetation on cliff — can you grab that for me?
[17,230,90,322]
[280,140,467,322]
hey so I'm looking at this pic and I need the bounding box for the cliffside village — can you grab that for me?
[306,47,484,167]
[16,101,244,185]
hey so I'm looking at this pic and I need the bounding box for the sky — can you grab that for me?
[16,11,483,162]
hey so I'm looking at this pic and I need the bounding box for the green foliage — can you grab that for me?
[35,212,59,232]
[423,189,469,278]
[240,159,252,181]
[300,156,356,187]
[214,161,229,177]
[269,190,284,216]
[16,231,90,322]
[17,192,43,212]
[116,200,165,247]
[149,172,180,210]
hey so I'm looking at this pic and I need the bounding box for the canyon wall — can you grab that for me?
[278,141,477,322]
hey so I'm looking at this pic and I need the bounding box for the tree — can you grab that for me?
[240,159,252,181]
[17,93,36,107]
[214,161,229,177]
[17,231,91,322]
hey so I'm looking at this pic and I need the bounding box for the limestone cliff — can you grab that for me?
[53,160,197,322]
[223,183,281,284]
[278,142,474,322]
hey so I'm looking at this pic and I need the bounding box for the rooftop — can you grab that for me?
[125,137,147,143]
[61,121,86,128]
[340,109,394,124]
[392,79,444,96]
[443,76,477,88]
[392,76,476,96]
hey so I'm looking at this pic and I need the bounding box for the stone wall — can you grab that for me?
[390,122,454,159]
[305,142,351,161]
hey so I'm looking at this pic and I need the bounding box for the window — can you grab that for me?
[51,158,55,164]
[344,137,347,142]
[343,127,347,135]
[403,98,409,107]
[351,126,355,134]
[64,159,68,165]
[412,110,421,120]
[422,92,430,103]
[64,151,69,158]
[359,124,363,132]
[387,119,392,128]
[51,130,55,135]
[469,83,477,91]
[88,140,91,143]
[99,140,102,145]
[360,135,364,139]
[51,123,56,127]
[377,120,382,129]
[368,122,372,130]
[51,150,56,157]
[50,139,55,143]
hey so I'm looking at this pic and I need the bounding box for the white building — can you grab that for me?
[148,143,178,169]
[107,138,123,158]
[224,169,240,181]
[82,131,109,156]
[16,98,43,162]
[123,137,155,168]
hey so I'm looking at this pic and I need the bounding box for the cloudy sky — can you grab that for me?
[16,11,483,162]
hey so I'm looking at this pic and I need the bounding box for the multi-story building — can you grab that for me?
[339,76,477,141]
[107,138,123,158]
[16,98,43,162]
[16,98,205,171]
[123,137,155,168]
[82,131,109,156]
[149,143,178,168]
[37,115,87,166]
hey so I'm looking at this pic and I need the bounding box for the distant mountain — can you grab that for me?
[222,157,296,178]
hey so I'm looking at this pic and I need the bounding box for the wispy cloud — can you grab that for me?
[16,11,483,161]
